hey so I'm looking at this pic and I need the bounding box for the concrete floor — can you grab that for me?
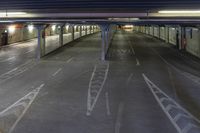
[0,31,200,133]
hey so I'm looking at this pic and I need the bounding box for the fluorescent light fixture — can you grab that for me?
[65,25,69,30]
[0,12,27,17]
[51,25,56,31]
[0,12,27,15]
[124,25,133,28]
[0,20,14,23]
[158,10,200,14]
[8,25,16,33]
[28,25,34,32]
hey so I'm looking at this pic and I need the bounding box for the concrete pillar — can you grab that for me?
[71,25,75,40]
[165,26,169,43]
[152,26,155,36]
[89,26,91,34]
[178,26,182,50]
[85,26,88,35]
[101,29,106,61]
[36,25,46,59]
[100,24,110,61]
[91,26,94,33]
[80,26,82,37]
[59,24,64,47]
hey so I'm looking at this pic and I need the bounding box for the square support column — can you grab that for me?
[70,25,75,41]
[59,24,64,47]
[85,26,88,35]
[165,25,169,43]
[36,25,46,59]
[100,24,110,61]
[80,26,82,37]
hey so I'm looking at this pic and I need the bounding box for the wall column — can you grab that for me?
[36,25,46,59]
[80,26,82,37]
[70,25,75,41]
[59,24,64,47]
[100,24,110,61]
[85,26,88,35]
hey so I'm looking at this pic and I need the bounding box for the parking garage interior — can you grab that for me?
[0,1,200,133]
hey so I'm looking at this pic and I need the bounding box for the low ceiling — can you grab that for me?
[0,0,200,24]
[0,0,200,12]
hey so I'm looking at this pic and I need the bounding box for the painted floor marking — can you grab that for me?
[136,58,140,66]
[151,48,200,85]
[115,102,124,133]
[0,84,44,133]
[52,68,62,76]
[66,57,73,63]
[143,73,200,133]
[105,92,111,116]
[126,73,133,85]
[128,42,136,55]
[0,60,37,84]
[24,50,34,54]
[0,57,15,63]
[86,62,109,116]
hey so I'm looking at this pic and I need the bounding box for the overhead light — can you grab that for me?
[158,10,200,14]
[28,25,34,32]
[65,25,69,30]
[8,25,16,33]
[51,25,56,31]
[0,20,14,23]
[0,12,27,17]
[0,12,27,15]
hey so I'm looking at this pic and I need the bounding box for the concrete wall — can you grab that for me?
[82,31,86,36]
[74,32,81,40]
[186,27,200,58]
[0,25,38,46]
[160,27,165,40]
[153,26,159,38]
[63,33,72,45]
[145,27,150,34]
[150,27,154,36]
[169,27,177,45]
[134,25,200,58]
[0,24,100,57]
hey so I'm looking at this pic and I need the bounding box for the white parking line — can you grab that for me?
[52,68,62,76]
[105,92,111,116]
[136,58,140,66]
[151,48,200,85]
[66,57,73,63]
[0,57,15,63]
[24,50,34,54]
[129,43,136,55]
[126,73,133,85]
[0,84,45,133]
[142,73,200,133]
[115,102,124,133]
[86,63,109,116]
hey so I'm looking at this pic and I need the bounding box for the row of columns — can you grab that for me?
[100,24,116,60]
[135,25,186,50]
[36,24,99,59]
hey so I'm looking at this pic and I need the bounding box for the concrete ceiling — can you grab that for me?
[0,0,200,24]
